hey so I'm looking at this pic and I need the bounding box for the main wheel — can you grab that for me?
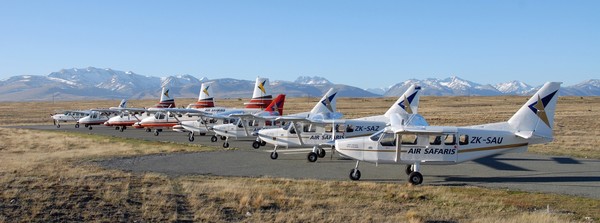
[405,165,413,175]
[317,148,326,158]
[119,126,125,132]
[199,133,206,136]
[220,136,227,140]
[145,128,151,132]
[88,126,93,130]
[210,135,218,142]
[188,135,194,142]
[408,172,423,185]
[223,142,229,148]
[75,123,80,128]
[270,151,278,160]
[349,169,361,181]
[307,152,318,162]
[85,124,89,128]
[154,130,160,136]
[260,141,266,146]
[252,141,261,149]
[122,126,127,131]
[56,124,60,128]
[115,126,120,130]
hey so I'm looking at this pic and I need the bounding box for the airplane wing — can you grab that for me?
[392,126,448,134]
[148,108,208,115]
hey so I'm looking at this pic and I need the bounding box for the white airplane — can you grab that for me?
[335,82,561,185]
[51,110,92,128]
[103,100,150,132]
[77,99,130,130]
[211,94,286,148]
[258,85,423,162]
[174,77,275,139]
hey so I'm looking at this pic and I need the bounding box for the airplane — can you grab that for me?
[174,77,275,139]
[51,110,92,128]
[334,82,561,185]
[258,85,423,162]
[103,100,149,132]
[77,99,130,130]
[210,94,286,148]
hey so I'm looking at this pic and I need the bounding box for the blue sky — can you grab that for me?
[0,1,598,88]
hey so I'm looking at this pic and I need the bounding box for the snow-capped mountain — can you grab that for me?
[0,67,598,101]
[494,81,536,95]
[294,76,333,85]
[384,76,502,96]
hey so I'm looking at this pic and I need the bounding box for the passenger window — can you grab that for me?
[429,135,442,145]
[401,134,418,145]
[346,125,354,133]
[444,134,456,145]
[336,124,346,133]
[303,124,316,133]
[379,132,396,147]
[459,135,469,145]
[325,124,333,132]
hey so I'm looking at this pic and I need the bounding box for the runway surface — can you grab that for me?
[17,124,600,199]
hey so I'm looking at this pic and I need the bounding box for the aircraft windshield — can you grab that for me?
[282,122,292,130]
[369,129,385,141]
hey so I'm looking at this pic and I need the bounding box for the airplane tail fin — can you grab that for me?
[507,82,561,143]
[264,94,286,115]
[244,77,273,109]
[309,88,340,118]
[119,99,127,108]
[384,84,422,118]
[190,82,215,108]
[154,87,176,108]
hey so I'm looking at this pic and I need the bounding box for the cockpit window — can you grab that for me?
[282,122,291,130]
[369,129,384,141]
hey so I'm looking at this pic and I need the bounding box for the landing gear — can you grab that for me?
[317,148,326,158]
[408,172,423,185]
[260,141,266,146]
[88,126,93,130]
[199,133,206,136]
[349,169,361,181]
[252,141,261,149]
[210,135,218,142]
[115,126,120,130]
[223,142,229,148]
[307,152,318,162]
[349,161,361,181]
[220,135,227,140]
[85,124,89,128]
[153,129,160,136]
[145,128,151,132]
[75,123,80,128]
[188,132,194,142]
[56,124,60,128]
[405,164,413,175]
[406,162,423,185]
[119,126,126,132]
[307,146,325,162]
[270,146,279,160]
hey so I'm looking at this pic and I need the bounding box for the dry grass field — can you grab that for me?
[1,96,599,222]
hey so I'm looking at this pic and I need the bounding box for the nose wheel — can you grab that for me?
[188,132,195,142]
[210,135,218,142]
[349,169,361,181]
[408,172,423,185]
[270,146,279,160]
[252,141,261,149]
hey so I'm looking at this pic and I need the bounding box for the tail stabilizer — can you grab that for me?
[244,77,273,109]
[384,84,422,118]
[310,88,338,115]
[154,87,176,108]
[507,82,561,142]
[264,94,286,115]
[190,82,215,108]
[118,99,127,108]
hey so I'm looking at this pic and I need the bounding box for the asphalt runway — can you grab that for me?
[17,124,600,199]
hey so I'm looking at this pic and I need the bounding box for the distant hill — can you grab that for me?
[0,67,597,101]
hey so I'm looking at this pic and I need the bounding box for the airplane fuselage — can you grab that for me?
[335,123,533,165]
[258,117,388,148]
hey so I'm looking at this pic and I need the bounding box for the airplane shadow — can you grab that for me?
[441,175,600,185]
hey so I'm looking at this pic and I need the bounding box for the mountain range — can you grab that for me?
[0,67,598,101]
